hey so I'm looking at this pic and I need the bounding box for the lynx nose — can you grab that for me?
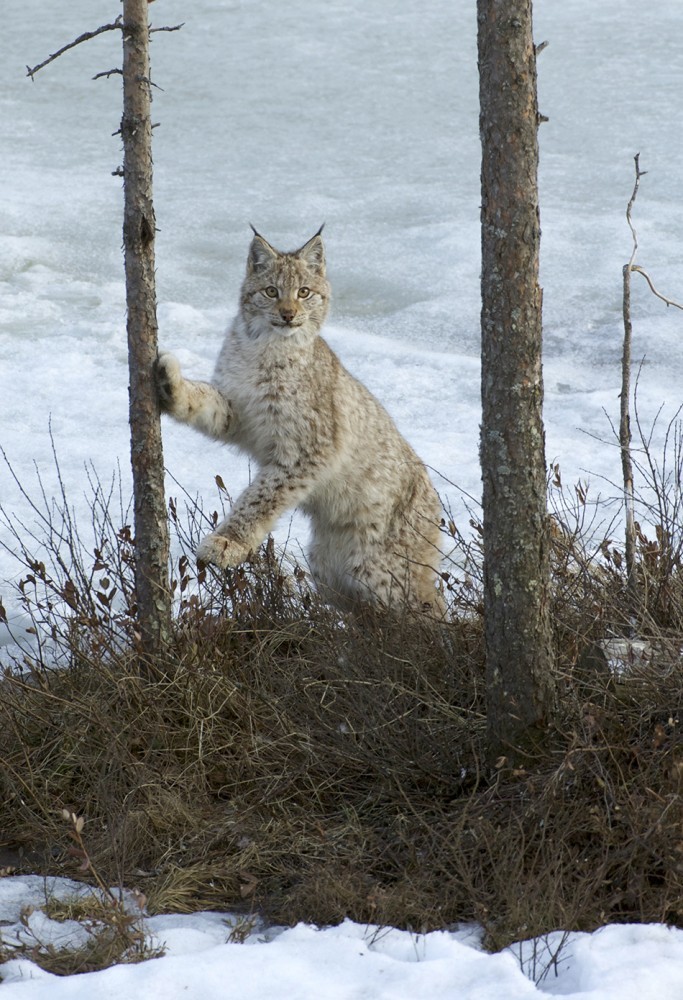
[280,306,296,325]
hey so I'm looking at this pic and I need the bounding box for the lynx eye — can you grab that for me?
[298,286,310,299]
[264,286,279,298]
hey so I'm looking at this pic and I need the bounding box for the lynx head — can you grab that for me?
[240,226,330,339]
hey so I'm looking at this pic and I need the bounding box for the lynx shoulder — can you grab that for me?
[157,227,443,612]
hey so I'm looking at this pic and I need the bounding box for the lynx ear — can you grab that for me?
[248,225,279,273]
[294,224,326,272]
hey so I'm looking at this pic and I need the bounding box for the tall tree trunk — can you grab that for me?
[121,0,171,655]
[477,0,555,757]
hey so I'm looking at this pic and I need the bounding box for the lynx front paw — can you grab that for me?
[155,352,183,413]
[196,532,251,570]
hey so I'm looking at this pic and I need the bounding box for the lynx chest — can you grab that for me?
[215,345,318,467]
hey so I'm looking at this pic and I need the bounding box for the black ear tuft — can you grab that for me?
[294,226,326,271]
[247,227,279,272]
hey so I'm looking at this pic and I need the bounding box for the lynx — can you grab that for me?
[156,227,443,611]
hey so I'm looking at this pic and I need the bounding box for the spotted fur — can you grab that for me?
[157,229,443,611]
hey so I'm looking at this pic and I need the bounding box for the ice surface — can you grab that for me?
[2,0,683,989]
[3,0,683,643]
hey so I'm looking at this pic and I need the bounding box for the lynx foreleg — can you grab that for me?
[156,352,235,441]
[197,466,314,569]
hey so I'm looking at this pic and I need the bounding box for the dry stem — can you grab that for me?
[621,154,647,607]
[26,19,123,79]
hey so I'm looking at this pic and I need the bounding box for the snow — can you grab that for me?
[2,877,683,999]
[2,0,683,993]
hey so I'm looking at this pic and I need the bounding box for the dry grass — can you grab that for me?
[0,818,162,975]
[0,461,682,955]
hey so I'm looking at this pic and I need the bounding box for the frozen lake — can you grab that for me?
[2,0,683,636]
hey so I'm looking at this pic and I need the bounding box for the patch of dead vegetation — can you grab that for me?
[0,468,681,954]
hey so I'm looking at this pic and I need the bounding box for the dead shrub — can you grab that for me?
[0,813,162,975]
[0,453,682,954]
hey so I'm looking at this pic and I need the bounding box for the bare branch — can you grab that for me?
[140,75,165,93]
[92,68,123,82]
[620,155,646,606]
[26,17,123,79]
[631,265,683,311]
[625,152,647,271]
[620,154,683,615]
[150,23,185,33]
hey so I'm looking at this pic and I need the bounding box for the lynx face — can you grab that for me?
[240,228,330,339]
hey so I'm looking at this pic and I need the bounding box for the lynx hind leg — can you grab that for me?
[360,554,443,614]
[407,511,446,614]
[410,555,446,616]
[370,511,445,614]
[308,525,443,614]
[316,554,442,614]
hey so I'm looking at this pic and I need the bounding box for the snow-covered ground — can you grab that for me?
[2,876,683,999]
[2,0,683,994]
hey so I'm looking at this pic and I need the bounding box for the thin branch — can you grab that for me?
[620,154,683,619]
[26,17,123,79]
[631,266,683,311]
[621,154,645,607]
[625,152,647,271]
[26,19,183,82]
[150,23,185,33]
[139,75,165,93]
[92,68,123,82]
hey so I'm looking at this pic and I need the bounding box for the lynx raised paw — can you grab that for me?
[155,352,183,413]
[196,532,251,570]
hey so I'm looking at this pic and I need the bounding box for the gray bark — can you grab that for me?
[477,0,555,755]
[121,0,171,654]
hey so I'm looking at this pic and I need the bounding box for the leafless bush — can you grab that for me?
[0,812,162,975]
[0,448,682,957]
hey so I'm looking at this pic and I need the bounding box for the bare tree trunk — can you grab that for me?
[621,260,637,605]
[620,155,683,618]
[620,154,646,613]
[477,0,555,757]
[121,0,171,655]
